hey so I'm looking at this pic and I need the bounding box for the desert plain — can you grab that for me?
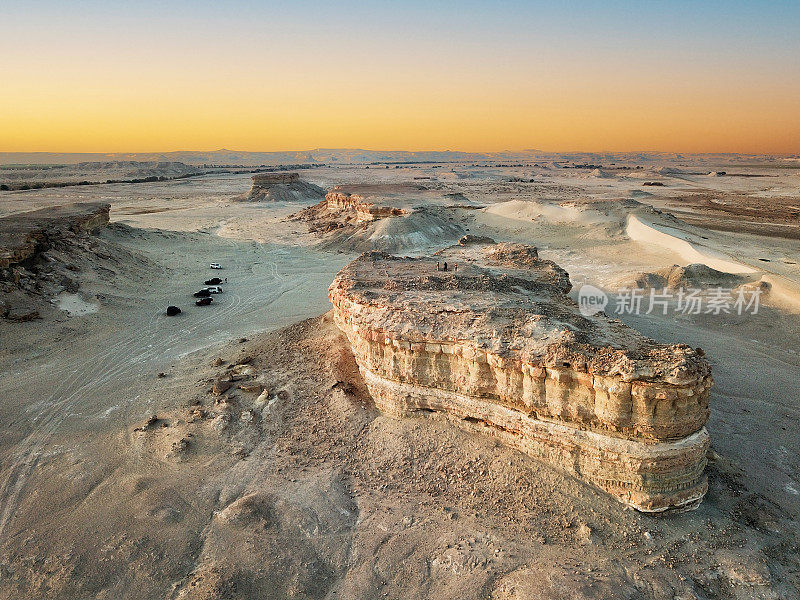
[0,153,799,599]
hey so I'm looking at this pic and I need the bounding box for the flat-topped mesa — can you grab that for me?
[252,172,300,185]
[326,189,409,222]
[329,238,713,513]
[237,172,325,202]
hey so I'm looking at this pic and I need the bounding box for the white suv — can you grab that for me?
[206,286,223,294]
[210,263,222,269]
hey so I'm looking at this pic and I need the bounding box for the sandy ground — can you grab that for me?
[0,160,799,598]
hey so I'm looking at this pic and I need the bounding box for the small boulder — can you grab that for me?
[212,379,232,395]
[171,438,190,454]
[254,389,272,409]
[60,276,79,293]
[6,306,39,322]
[240,409,259,424]
[238,383,262,393]
[232,364,254,378]
[212,414,230,432]
[134,414,159,431]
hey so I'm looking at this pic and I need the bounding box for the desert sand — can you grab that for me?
[1,156,799,599]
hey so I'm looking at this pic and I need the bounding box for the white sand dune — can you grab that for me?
[624,214,800,312]
[626,214,758,274]
[484,199,616,227]
[585,168,614,179]
[761,273,800,313]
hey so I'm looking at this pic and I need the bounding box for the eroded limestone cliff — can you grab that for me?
[0,202,110,269]
[0,202,118,320]
[329,238,713,512]
[326,190,408,222]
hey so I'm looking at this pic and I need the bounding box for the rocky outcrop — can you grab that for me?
[628,263,749,290]
[0,202,135,321]
[326,191,361,210]
[0,202,109,269]
[252,172,300,185]
[292,197,463,254]
[326,190,408,222]
[329,240,713,512]
[237,172,325,202]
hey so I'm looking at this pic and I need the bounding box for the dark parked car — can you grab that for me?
[166,305,181,316]
[205,277,222,285]
[193,289,211,297]
[195,297,213,306]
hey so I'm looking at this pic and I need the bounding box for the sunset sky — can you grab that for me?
[2,0,799,153]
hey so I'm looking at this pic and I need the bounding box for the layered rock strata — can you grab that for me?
[1,202,111,320]
[329,239,712,512]
[326,190,408,222]
[0,202,110,269]
[237,173,325,202]
[252,172,300,185]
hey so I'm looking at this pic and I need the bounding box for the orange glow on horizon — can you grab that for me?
[2,3,798,155]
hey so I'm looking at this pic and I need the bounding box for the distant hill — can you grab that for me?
[0,149,792,167]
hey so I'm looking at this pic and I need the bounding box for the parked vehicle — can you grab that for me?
[210,263,222,269]
[205,277,222,285]
[195,297,213,306]
[205,286,223,294]
[166,306,181,316]
[193,289,211,298]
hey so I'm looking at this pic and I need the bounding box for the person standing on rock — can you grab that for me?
[436,262,440,271]
[443,262,448,271]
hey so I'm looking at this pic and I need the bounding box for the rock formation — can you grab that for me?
[326,189,408,222]
[0,202,118,320]
[252,172,300,184]
[329,238,713,512]
[0,202,109,269]
[237,172,325,202]
[291,184,464,253]
[626,263,749,290]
